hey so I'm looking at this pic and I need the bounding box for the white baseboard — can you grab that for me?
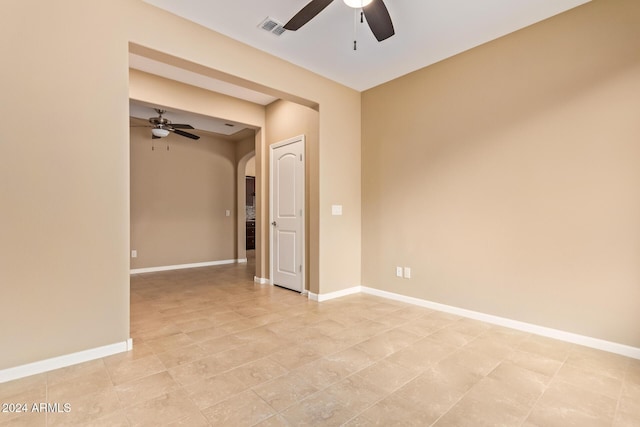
[254,277,271,285]
[361,286,640,360]
[237,258,248,264]
[308,286,362,302]
[0,339,132,384]
[131,259,241,274]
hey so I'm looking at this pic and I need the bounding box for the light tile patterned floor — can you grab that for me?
[1,256,639,426]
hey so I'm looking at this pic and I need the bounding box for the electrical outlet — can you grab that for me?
[396,266,403,277]
[404,267,411,279]
[225,210,231,217]
[131,250,137,258]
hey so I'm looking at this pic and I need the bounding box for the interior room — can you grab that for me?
[1,0,639,425]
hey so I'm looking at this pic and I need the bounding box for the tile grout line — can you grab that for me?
[517,350,570,426]
[339,367,425,426]
[612,359,633,425]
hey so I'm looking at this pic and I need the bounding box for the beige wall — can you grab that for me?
[265,100,320,292]
[245,156,256,177]
[362,0,640,347]
[0,0,361,370]
[0,1,131,369]
[130,127,237,269]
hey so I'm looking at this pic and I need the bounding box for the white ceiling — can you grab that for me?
[129,100,255,137]
[142,0,591,92]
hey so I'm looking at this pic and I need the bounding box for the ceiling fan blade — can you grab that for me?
[363,0,395,42]
[284,0,334,31]
[169,124,194,129]
[172,129,200,140]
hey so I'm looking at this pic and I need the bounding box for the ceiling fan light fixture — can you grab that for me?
[151,128,170,138]
[343,0,372,8]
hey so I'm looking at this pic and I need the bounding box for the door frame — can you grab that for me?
[269,135,306,292]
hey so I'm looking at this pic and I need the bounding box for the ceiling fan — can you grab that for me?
[143,109,200,140]
[284,0,394,43]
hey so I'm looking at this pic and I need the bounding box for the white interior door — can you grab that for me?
[270,136,304,292]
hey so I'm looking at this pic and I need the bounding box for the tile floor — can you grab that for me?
[1,256,639,426]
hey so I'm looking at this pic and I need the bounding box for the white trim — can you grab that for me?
[254,276,271,285]
[130,259,241,274]
[361,287,640,360]
[237,258,248,264]
[0,339,132,384]
[308,286,362,302]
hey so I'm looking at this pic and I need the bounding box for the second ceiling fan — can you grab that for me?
[284,0,395,42]
[148,109,200,140]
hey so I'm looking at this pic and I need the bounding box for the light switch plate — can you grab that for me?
[331,205,343,216]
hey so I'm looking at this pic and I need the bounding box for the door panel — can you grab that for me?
[276,154,297,218]
[276,231,297,274]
